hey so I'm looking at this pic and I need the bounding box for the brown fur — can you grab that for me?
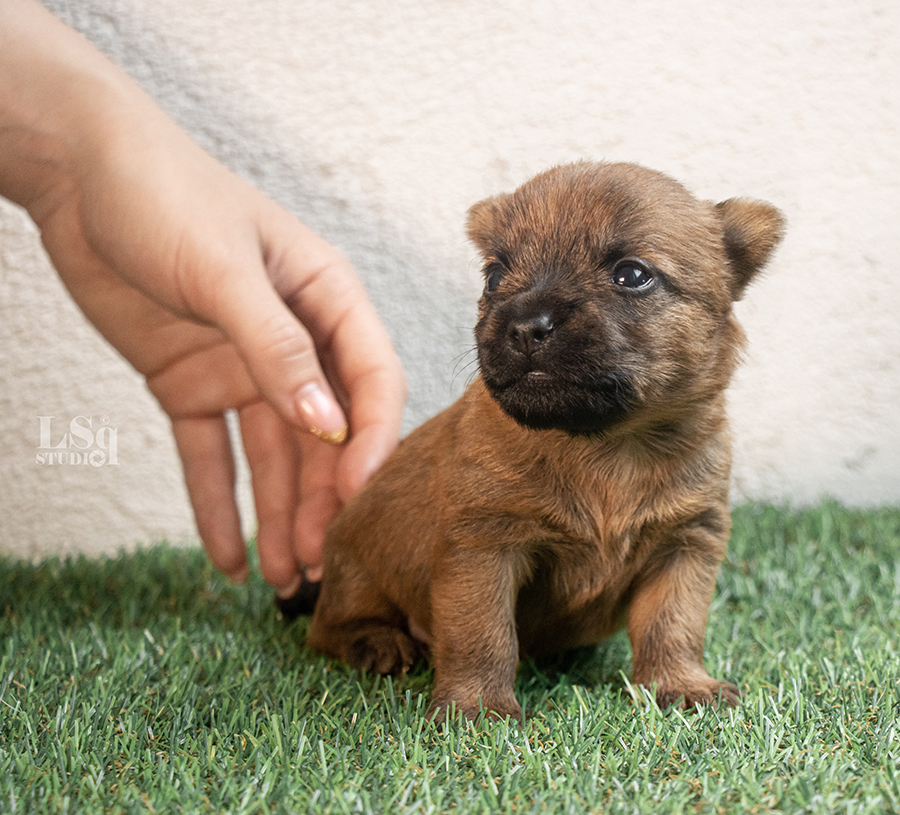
[307,161,784,721]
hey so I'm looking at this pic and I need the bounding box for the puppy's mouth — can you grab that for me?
[481,362,636,435]
[475,290,638,434]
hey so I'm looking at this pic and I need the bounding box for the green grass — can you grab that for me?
[1,502,899,814]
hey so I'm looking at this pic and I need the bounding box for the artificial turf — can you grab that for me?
[1,501,899,814]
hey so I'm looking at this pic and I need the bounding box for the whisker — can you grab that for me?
[450,347,479,389]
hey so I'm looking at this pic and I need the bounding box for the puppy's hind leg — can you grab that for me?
[307,557,427,677]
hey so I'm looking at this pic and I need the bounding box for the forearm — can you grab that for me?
[0,0,139,217]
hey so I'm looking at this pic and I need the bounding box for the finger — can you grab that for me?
[337,363,407,501]
[212,254,348,444]
[322,304,407,501]
[293,432,343,581]
[238,400,302,596]
[267,235,408,500]
[223,205,406,485]
[171,415,247,583]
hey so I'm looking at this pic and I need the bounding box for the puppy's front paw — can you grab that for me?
[427,692,523,724]
[656,678,741,711]
[347,625,426,676]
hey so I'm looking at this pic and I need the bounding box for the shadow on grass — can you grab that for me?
[517,636,633,713]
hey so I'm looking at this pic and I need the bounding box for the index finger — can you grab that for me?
[262,215,407,499]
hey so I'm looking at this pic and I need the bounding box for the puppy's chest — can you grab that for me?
[532,468,677,595]
[515,516,653,654]
[540,467,663,551]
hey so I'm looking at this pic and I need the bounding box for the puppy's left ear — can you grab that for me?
[466,195,509,255]
[715,199,785,299]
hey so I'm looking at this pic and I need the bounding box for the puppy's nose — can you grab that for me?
[507,312,555,356]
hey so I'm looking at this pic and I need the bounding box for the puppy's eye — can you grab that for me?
[484,262,505,293]
[612,259,655,290]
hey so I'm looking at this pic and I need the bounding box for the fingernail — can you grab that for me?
[295,383,348,445]
[305,564,323,582]
[276,574,303,600]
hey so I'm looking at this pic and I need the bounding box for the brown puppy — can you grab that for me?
[307,161,784,721]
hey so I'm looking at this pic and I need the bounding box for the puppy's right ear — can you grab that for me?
[465,195,509,255]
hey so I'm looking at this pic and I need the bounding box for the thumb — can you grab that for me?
[215,269,348,442]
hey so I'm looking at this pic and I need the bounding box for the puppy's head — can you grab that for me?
[467,162,784,435]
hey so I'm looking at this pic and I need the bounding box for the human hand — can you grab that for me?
[0,0,407,595]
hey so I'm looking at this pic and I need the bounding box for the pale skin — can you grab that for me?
[0,0,407,596]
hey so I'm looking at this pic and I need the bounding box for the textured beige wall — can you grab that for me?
[2,0,898,558]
